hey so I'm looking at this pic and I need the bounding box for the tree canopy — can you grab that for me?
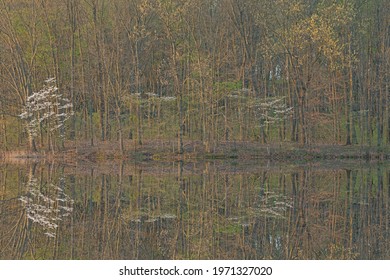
[0,0,389,152]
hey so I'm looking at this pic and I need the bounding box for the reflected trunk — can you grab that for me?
[1,161,389,260]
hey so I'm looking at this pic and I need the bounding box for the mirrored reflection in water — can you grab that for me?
[19,175,73,239]
[0,161,389,260]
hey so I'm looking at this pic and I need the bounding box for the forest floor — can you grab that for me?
[2,139,389,164]
[2,139,390,177]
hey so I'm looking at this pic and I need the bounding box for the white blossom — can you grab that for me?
[160,96,176,102]
[145,92,158,97]
[45,77,56,83]
[19,77,74,145]
[252,97,293,128]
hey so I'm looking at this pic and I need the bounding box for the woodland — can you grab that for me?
[0,0,389,159]
[1,0,390,261]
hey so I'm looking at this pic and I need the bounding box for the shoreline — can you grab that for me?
[1,140,389,163]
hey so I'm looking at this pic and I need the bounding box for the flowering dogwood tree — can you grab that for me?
[19,78,74,152]
[254,97,293,128]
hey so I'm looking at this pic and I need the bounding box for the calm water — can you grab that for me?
[0,160,389,260]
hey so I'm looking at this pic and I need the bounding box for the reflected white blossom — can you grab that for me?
[19,177,74,238]
[249,191,293,219]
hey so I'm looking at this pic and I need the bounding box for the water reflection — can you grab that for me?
[19,175,73,238]
[0,161,389,259]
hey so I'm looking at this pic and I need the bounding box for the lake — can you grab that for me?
[0,159,389,259]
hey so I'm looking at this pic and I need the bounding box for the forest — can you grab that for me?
[1,0,390,262]
[0,0,389,157]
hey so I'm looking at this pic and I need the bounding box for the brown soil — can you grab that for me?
[2,139,389,163]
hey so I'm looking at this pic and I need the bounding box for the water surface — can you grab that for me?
[0,160,389,259]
